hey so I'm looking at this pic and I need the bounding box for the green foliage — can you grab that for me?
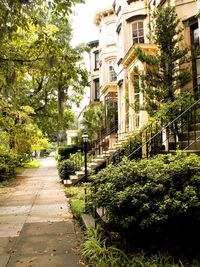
[65,186,85,218]
[22,160,40,169]
[82,227,130,267]
[82,103,105,140]
[0,148,19,182]
[57,159,76,180]
[65,186,84,198]
[89,153,200,255]
[56,145,80,161]
[0,0,89,147]
[135,4,191,116]
[69,198,85,218]
[155,91,195,124]
[82,228,197,266]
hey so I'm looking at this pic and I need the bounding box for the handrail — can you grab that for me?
[183,135,200,151]
[128,97,200,159]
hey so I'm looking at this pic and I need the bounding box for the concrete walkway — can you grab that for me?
[0,158,84,267]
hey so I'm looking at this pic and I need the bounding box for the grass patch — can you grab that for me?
[65,186,85,218]
[65,186,85,199]
[69,198,85,218]
[22,160,40,168]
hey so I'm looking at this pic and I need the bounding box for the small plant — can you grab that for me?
[65,186,86,218]
[69,198,85,218]
[57,159,76,180]
[82,227,129,267]
[82,227,199,267]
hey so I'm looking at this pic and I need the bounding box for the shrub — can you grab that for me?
[0,149,19,182]
[57,159,76,180]
[88,152,200,256]
[56,145,81,162]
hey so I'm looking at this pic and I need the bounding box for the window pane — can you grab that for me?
[139,37,144,43]
[139,29,143,36]
[138,22,143,29]
[132,21,144,45]
[132,23,137,31]
[132,30,138,38]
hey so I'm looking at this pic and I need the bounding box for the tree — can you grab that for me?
[0,3,89,145]
[82,103,106,140]
[135,3,192,117]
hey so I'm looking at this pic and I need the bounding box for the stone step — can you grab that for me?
[180,130,200,140]
[93,158,105,163]
[70,175,79,181]
[63,179,73,187]
[169,139,200,150]
[190,123,200,131]
[81,166,92,171]
[81,214,95,228]
[75,171,85,177]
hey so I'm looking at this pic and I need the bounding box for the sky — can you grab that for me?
[70,0,114,113]
[71,0,114,46]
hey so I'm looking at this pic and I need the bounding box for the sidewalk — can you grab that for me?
[0,158,84,267]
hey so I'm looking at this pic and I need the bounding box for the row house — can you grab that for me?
[66,0,200,186]
[89,0,199,145]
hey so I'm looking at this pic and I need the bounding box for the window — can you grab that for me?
[106,22,115,45]
[94,51,99,70]
[108,60,117,82]
[94,79,100,101]
[132,21,144,44]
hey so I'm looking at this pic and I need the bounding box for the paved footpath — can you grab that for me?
[0,157,84,267]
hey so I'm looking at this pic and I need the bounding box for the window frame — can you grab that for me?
[108,60,117,82]
[131,20,144,45]
[94,51,99,70]
[94,78,100,101]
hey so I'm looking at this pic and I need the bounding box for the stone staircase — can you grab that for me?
[168,117,200,153]
[63,133,131,187]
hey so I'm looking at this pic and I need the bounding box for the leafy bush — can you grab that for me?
[0,148,19,182]
[56,145,81,162]
[89,152,200,256]
[57,159,76,180]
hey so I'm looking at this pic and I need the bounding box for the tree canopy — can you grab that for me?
[0,0,89,159]
[135,4,192,117]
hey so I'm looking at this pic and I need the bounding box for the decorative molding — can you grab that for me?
[117,79,123,86]
[127,0,140,4]
[116,6,121,16]
[117,58,123,65]
[126,14,147,23]
[88,40,99,48]
[116,23,122,34]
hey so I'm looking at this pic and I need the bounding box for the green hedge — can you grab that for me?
[0,149,18,182]
[89,152,200,257]
[56,145,81,162]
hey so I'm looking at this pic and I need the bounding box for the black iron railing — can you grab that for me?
[127,98,200,159]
